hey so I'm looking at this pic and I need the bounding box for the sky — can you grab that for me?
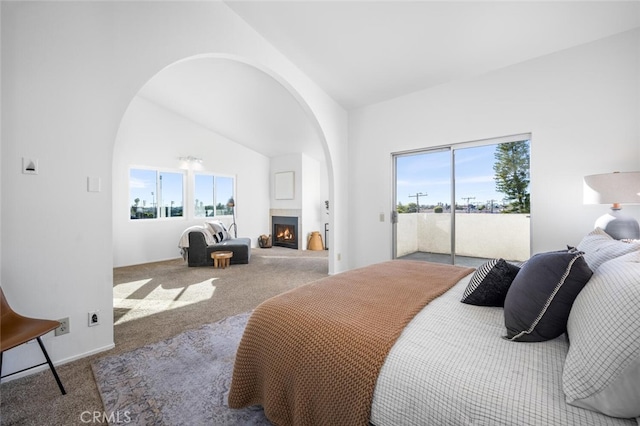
[396,143,525,208]
[130,169,184,208]
[131,143,525,211]
[193,175,234,207]
[130,169,160,208]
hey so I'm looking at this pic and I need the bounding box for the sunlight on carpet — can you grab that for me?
[114,278,217,324]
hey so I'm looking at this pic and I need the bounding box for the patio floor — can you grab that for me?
[397,251,488,268]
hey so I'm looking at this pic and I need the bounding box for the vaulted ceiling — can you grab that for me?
[138,57,325,161]
[227,1,640,110]
[138,1,640,160]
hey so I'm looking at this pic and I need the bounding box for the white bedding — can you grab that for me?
[370,275,636,426]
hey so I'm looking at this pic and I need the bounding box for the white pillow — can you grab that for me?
[204,220,229,243]
[576,227,640,270]
[200,227,216,245]
[563,251,640,418]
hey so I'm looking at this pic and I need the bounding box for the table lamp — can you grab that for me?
[583,171,640,239]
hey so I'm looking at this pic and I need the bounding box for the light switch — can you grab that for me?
[379,212,385,222]
[87,177,101,192]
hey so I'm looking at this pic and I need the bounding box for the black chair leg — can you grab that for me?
[36,337,66,395]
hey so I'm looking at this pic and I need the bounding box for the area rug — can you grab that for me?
[91,312,272,425]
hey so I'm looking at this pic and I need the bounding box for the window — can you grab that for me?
[159,171,184,218]
[215,176,234,216]
[194,174,235,217]
[129,169,184,219]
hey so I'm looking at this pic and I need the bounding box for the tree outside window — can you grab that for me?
[493,140,530,213]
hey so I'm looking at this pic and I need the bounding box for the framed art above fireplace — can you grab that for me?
[275,171,295,200]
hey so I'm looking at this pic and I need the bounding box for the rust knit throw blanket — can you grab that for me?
[228,260,474,426]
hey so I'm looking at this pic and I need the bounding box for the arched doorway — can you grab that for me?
[112,55,333,268]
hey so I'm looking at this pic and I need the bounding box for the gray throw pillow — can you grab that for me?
[461,259,520,307]
[563,251,640,418]
[503,250,592,342]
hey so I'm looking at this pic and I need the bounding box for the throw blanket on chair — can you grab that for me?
[177,226,215,261]
[228,260,474,426]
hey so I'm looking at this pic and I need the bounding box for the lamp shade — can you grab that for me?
[583,171,640,205]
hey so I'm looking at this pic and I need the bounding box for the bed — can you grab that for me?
[228,229,640,426]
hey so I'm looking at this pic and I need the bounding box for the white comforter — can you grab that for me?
[370,275,636,426]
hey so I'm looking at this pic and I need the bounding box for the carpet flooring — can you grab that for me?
[0,247,328,425]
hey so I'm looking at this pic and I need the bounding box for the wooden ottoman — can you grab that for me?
[211,251,233,269]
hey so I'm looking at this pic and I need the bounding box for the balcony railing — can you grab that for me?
[397,213,530,262]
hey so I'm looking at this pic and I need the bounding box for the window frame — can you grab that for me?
[391,133,531,263]
[193,172,236,219]
[128,167,186,221]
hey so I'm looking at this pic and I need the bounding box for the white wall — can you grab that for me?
[1,1,348,375]
[301,153,327,248]
[397,213,530,261]
[271,154,304,211]
[0,2,3,277]
[113,96,271,267]
[349,29,640,268]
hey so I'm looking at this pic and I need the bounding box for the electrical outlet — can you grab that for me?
[55,317,70,336]
[88,311,100,327]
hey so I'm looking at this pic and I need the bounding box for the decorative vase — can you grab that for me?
[307,231,324,251]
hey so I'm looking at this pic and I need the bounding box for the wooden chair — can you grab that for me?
[0,287,66,395]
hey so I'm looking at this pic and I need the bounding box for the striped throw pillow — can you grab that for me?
[461,259,520,307]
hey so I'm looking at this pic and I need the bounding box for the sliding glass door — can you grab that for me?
[393,148,453,263]
[393,135,531,266]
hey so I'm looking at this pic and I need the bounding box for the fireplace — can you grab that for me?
[272,216,298,249]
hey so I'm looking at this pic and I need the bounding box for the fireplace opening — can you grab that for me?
[272,216,298,249]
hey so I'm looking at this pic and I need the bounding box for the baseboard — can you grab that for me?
[1,342,115,382]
